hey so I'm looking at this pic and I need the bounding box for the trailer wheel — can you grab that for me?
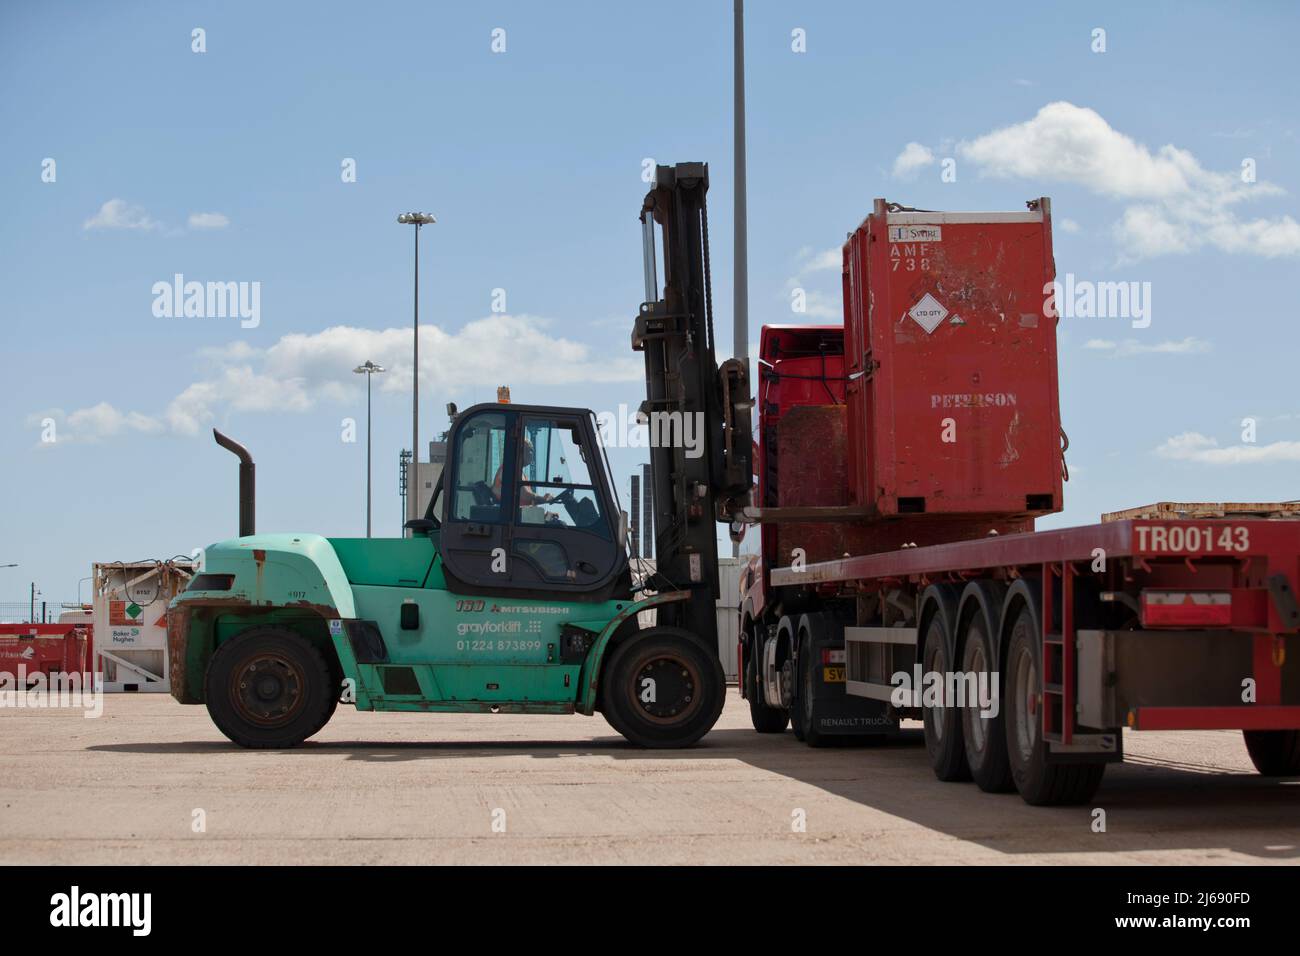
[745,641,790,734]
[603,628,726,748]
[1004,608,1104,805]
[960,617,1013,792]
[922,616,970,781]
[205,626,338,749]
[1243,730,1300,776]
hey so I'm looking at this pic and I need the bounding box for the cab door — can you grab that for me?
[439,404,627,598]
[438,407,515,590]
[509,414,623,593]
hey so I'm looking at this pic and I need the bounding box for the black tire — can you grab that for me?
[797,633,830,747]
[1004,607,1105,805]
[204,626,338,749]
[790,649,808,742]
[745,639,790,734]
[922,615,970,781]
[961,616,1014,792]
[603,627,726,748]
[1243,729,1300,775]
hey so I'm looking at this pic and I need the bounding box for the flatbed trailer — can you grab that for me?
[745,506,1300,804]
[742,507,1300,804]
[736,197,1300,804]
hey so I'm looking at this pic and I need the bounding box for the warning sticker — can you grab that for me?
[108,600,143,626]
[889,224,942,243]
[908,293,949,334]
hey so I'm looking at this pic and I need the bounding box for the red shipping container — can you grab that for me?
[0,623,92,684]
[842,198,1063,518]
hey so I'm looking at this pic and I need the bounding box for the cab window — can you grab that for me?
[516,417,609,538]
[450,411,509,523]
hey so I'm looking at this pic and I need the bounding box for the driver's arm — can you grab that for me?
[519,476,553,507]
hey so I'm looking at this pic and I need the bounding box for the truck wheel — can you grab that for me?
[922,616,970,781]
[1243,730,1300,775]
[797,637,830,747]
[604,628,726,748]
[789,648,807,742]
[1004,608,1105,805]
[960,617,1013,792]
[745,642,790,734]
[205,626,338,749]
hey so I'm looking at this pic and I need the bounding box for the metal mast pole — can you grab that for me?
[366,370,373,537]
[733,0,749,558]
[411,223,419,530]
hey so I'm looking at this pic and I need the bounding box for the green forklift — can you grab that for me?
[166,163,753,748]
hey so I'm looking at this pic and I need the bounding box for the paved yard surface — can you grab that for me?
[1,691,1297,864]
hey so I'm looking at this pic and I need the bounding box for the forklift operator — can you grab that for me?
[491,438,555,508]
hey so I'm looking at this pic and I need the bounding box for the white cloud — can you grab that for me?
[955,102,1300,260]
[795,290,840,320]
[67,402,164,437]
[83,199,159,231]
[1059,217,1081,234]
[1155,431,1300,464]
[798,247,840,273]
[1083,336,1211,356]
[781,247,842,318]
[188,212,230,230]
[38,315,643,441]
[28,402,164,443]
[892,141,935,179]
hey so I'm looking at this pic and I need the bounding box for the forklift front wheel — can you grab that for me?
[602,627,726,749]
[205,626,338,749]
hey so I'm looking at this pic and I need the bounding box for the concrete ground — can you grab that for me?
[1,690,1297,865]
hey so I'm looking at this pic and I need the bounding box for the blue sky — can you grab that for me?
[2,1,1298,602]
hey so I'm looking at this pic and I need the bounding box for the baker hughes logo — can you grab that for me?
[50,886,151,936]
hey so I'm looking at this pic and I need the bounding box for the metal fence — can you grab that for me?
[0,601,83,625]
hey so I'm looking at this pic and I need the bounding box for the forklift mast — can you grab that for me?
[634,162,752,644]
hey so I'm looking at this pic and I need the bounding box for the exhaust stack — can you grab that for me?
[213,429,255,537]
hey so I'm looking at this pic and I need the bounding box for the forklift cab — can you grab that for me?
[432,403,629,599]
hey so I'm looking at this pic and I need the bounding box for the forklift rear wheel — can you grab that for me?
[1243,729,1300,776]
[745,643,790,734]
[205,626,338,749]
[604,628,726,748]
[1004,608,1105,805]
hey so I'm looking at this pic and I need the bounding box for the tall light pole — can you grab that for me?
[353,360,386,537]
[733,0,749,558]
[397,212,435,532]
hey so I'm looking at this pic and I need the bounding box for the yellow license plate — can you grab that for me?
[823,666,845,683]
